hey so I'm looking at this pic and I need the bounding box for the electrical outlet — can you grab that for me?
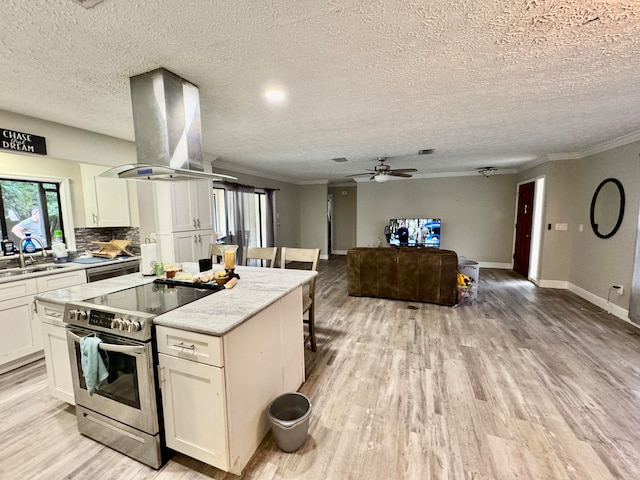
[613,285,624,295]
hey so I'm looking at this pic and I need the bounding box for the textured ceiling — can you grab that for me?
[1,0,640,183]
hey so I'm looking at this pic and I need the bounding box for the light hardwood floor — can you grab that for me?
[1,257,640,479]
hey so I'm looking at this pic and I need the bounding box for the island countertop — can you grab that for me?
[36,264,317,336]
[153,265,317,336]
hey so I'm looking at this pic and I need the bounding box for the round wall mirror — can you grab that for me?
[590,178,625,239]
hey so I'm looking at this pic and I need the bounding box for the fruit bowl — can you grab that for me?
[213,270,229,285]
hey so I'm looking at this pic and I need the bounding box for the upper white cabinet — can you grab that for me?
[153,179,214,263]
[156,180,214,232]
[80,164,131,227]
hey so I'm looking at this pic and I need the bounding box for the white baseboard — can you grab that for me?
[331,250,348,255]
[320,254,329,260]
[567,282,630,323]
[478,262,511,269]
[538,279,569,289]
[537,279,633,325]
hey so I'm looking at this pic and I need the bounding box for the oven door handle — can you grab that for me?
[67,331,146,355]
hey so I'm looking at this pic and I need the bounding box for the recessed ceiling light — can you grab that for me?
[418,149,434,155]
[264,90,286,103]
[332,157,347,162]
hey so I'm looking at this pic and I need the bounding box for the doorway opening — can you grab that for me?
[513,177,545,282]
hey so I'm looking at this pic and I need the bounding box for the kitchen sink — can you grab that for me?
[0,270,25,277]
[24,265,68,273]
[0,264,69,277]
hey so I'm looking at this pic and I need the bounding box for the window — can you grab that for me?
[1,176,70,251]
[212,183,275,257]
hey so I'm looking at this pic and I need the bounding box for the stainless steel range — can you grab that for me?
[64,281,222,468]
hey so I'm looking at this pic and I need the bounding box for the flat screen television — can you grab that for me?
[389,218,441,248]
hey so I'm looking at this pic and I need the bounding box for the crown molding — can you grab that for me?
[520,129,640,173]
[577,129,640,158]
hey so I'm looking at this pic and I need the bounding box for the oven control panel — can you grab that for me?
[67,308,145,334]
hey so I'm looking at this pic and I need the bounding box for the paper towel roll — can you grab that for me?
[140,243,158,276]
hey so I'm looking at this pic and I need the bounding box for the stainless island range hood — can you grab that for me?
[101,68,236,182]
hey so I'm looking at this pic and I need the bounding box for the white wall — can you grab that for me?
[356,174,517,265]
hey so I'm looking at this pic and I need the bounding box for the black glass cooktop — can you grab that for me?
[82,282,220,315]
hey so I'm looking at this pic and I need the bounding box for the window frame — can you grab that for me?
[0,173,76,253]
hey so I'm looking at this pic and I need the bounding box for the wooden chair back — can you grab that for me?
[280,247,321,351]
[242,246,277,267]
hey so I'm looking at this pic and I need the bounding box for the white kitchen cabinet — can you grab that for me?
[36,269,87,292]
[155,179,214,233]
[41,320,75,404]
[0,294,39,374]
[80,163,131,227]
[35,271,87,403]
[153,179,215,263]
[169,180,214,232]
[171,230,215,263]
[158,353,229,471]
[155,287,304,476]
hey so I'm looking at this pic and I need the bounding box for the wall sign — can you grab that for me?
[0,128,47,155]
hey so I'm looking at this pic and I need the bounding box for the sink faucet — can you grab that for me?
[18,237,48,268]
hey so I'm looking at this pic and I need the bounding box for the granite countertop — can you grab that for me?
[152,265,317,336]
[36,263,317,337]
[0,256,141,286]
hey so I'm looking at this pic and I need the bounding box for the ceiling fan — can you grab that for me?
[346,157,417,183]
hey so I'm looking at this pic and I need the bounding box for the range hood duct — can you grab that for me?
[101,68,235,182]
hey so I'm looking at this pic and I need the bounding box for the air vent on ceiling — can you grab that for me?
[332,157,348,162]
[418,149,435,155]
[70,0,106,9]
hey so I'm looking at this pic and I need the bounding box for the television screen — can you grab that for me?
[389,218,441,248]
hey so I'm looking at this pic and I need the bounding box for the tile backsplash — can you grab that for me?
[75,227,141,255]
[0,227,140,268]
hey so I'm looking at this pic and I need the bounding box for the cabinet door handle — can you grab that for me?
[198,234,202,244]
[193,219,197,228]
[173,342,195,351]
[196,218,201,229]
[93,213,99,225]
[32,300,38,314]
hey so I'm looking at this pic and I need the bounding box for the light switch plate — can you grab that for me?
[555,223,568,231]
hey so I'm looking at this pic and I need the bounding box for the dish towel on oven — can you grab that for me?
[80,336,109,396]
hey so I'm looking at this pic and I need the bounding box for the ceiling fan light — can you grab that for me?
[374,173,389,183]
[478,167,498,177]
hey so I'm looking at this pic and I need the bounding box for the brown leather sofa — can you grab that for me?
[347,247,458,306]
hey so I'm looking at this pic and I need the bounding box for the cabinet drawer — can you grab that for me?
[38,300,65,326]
[0,278,37,302]
[156,326,223,367]
[36,270,87,292]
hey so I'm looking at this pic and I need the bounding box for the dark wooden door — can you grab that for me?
[514,182,535,278]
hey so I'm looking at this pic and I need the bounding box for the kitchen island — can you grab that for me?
[35,264,317,475]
